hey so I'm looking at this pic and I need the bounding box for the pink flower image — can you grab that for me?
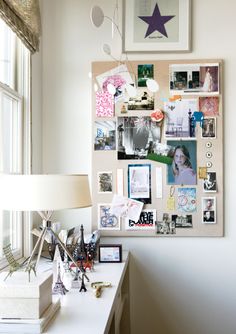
[102,74,126,91]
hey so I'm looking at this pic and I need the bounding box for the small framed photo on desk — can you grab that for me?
[98,244,122,263]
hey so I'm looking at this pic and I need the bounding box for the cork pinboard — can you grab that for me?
[91,59,223,237]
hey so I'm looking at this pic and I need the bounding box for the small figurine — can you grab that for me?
[52,262,69,295]
[71,267,80,289]
[91,282,111,298]
[79,273,87,292]
[120,104,127,114]
[3,244,36,282]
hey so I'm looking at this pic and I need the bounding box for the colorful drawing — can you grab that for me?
[177,188,196,213]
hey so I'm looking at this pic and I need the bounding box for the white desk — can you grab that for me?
[45,252,130,334]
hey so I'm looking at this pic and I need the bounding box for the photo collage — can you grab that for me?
[92,60,222,236]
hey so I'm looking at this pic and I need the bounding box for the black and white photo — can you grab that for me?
[202,197,216,224]
[171,215,193,228]
[201,118,216,138]
[203,210,216,224]
[97,172,113,193]
[203,172,217,192]
[117,116,161,160]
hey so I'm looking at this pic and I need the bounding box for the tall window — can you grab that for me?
[0,18,31,267]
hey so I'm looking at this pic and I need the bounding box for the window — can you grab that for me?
[0,18,31,268]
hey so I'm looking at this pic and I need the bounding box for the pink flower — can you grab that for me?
[102,75,126,91]
[151,109,164,123]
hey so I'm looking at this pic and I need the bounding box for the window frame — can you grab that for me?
[0,19,32,269]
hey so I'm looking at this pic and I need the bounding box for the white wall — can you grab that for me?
[34,0,236,333]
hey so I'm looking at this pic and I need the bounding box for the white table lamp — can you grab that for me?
[0,174,92,270]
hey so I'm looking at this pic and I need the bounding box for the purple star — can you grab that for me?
[139,3,175,38]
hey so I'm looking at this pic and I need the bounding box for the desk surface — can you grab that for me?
[44,251,129,334]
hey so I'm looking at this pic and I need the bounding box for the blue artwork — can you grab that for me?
[177,188,197,213]
[192,111,204,128]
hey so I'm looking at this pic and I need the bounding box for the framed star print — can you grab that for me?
[123,0,191,52]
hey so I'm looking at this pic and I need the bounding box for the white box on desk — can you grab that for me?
[0,271,53,319]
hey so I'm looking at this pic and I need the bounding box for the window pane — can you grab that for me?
[0,91,23,256]
[0,19,15,88]
[1,93,22,173]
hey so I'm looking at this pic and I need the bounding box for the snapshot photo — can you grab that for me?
[97,171,113,193]
[126,88,154,111]
[203,171,217,192]
[117,116,161,160]
[156,213,176,235]
[202,197,216,211]
[94,120,116,151]
[164,99,198,138]
[202,210,216,224]
[97,203,120,230]
[200,65,219,94]
[199,96,219,116]
[167,140,197,185]
[201,118,216,138]
[137,64,154,87]
[169,63,219,95]
[171,215,193,228]
[147,143,174,165]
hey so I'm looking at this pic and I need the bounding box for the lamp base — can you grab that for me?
[27,217,81,273]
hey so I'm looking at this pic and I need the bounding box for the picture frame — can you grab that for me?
[123,0,191,52]
[98,244,122,263]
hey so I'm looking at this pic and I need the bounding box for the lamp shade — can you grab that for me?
[0,174,92,211]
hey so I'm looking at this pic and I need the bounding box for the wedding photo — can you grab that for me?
[201,118,216,138]
[170,63,219,95]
